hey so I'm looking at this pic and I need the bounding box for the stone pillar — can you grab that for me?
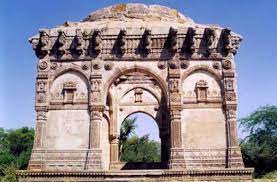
[34,111,47,149]
[109,134,119,169]
[86,74,103,170]
[90,110,101,149]
[168,62,186,169]
[29,73,49,170]
[226,107,244,168]
[223,69,244,168]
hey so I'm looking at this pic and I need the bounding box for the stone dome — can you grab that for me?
[82,3,194,24]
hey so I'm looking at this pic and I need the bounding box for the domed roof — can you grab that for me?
[82,3,194,24]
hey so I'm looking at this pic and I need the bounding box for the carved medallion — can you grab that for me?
[213,62,220,69]
[50,62,58,70]
[104,62,113,71]
[39,61,48,70]
[157,61,166,69]
[222,60,232,70]
[169,61,179,69]
[180,61,189,69]
[93,63,102,70]
[82,64,89,70]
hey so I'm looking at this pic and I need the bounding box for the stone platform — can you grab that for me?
[18,168,253,182]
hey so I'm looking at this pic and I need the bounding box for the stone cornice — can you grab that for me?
[29,27,241,61]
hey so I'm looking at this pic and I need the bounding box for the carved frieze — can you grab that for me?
[29,27,241,60]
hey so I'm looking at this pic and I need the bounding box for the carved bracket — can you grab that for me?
[33,30,49,58]
[141,28,152,55]
[204,28,218,56]
[56,30,66,56]
[117,29,126,55]
[72,29,84,55]
[183,27,196,55]
[167,27,178,54]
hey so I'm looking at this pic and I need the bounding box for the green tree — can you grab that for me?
[119,118,137,160]
[239,105,277,177]
[0,127,34,179]
[121,135,160,162]
[119,118,161,162]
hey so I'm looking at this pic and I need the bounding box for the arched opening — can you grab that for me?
[106,69,170,170]
[119,112,161,167]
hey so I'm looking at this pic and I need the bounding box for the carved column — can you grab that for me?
[34,111,47,149]
[90,110,101,149]
[86,75,104,170]
[223,69,244,168]
[109,134,119,169]
[29,73,49,170]
[168,63,186,169]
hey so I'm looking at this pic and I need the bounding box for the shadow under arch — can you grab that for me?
[102,65,168,105]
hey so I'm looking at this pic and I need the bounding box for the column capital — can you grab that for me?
[89,105,105,112]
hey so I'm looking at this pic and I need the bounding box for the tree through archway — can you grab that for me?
[119,112,161,164]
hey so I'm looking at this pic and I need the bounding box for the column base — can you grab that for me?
[169,148,186,169]
[227,147,244,168]
[85,149,102,170]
